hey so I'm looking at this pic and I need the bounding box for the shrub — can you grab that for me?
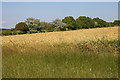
[10,28,15,31]
[29,30,38,34]
[15,22,29,33]
[107,22,114,27]
[15,30,25,34]
[113,20,120,26]
[12,31,17,35]
[2,30,25,36]
[2,30,12,36]
[39,29,47,33]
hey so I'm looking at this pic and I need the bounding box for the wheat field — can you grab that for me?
[2,27,119,78]
[2,26,118,46]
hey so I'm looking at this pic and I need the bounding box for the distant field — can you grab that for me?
[2,27,119,78]
[2,26,118,45]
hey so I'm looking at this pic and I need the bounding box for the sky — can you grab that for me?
[1,0,120,2]
[2,2,118,29]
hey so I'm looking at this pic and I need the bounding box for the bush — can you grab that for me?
[2,30,12,36]
[10,28,15,31]
[39,29,47,33]
[15,22,29,33]
[12,31,17,35]
[15,30,25,34]
[29,30,38,34]
[113,20,120,26]
[107,22,114,27]
[2,30,25,36]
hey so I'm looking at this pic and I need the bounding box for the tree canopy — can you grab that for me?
[15,22,29,33]
[3,16,119,36]
[76,16,94,29]
[51,19,67,31]
[62,16,76,30]
[113,20,120,26]
[25,18,40,30]
[93,17,108,27]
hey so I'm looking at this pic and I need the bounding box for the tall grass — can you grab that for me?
[2,40,119,78]
[2,27,119,78]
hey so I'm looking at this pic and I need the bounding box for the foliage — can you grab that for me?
[39,22,55,32]
[1,16,119,36]
[2,30,25,36]
[76,16,94,29]
[107,22,114,27]
[15,22,29,33]
[25,18,41,30]
[93,17,108,27]
[51,19,67,31]
[39,22,47,30]
[10,28,15,31]
[15,30,25,34]
[2,30,12,36]
[62,16,76,30]
[40,22,52,31]
[113,20,120,26]
[29,30,38,34]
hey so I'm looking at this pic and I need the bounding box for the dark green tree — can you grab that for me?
[113,20,120,26]
[107,22,114,27]
[93,17,108,27]
[39,22,52,32]
[15,22,29,33]
[62,16,76,30]
[10,28,15,31]
[76,16,94,29]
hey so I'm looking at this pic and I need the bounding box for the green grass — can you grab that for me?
[2,40,119,78]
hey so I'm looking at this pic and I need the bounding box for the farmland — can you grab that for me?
[2,27,119,78]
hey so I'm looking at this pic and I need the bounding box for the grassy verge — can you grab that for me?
[2,40,119,78]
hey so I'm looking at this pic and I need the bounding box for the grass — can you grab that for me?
[2,50,118,78]
[2,27,119,78]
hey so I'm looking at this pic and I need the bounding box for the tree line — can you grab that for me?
[2,16,120,36]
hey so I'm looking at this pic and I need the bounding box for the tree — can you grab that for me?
[40,22,52,31]
[113,20,120,26]
[76,16,94,29]
[62,16,76,30]
[15,22,29,33]
[25,18,40,30]
[51,19,67,31]
[10,28,15,31]
[107,22,114,27]
[93,17,108,27]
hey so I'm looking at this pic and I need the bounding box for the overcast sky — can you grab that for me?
[2,2,118,29]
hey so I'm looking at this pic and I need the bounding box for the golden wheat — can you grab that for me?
[2,27,119,78]
[2,27,118,45]
[1,26,119,53]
